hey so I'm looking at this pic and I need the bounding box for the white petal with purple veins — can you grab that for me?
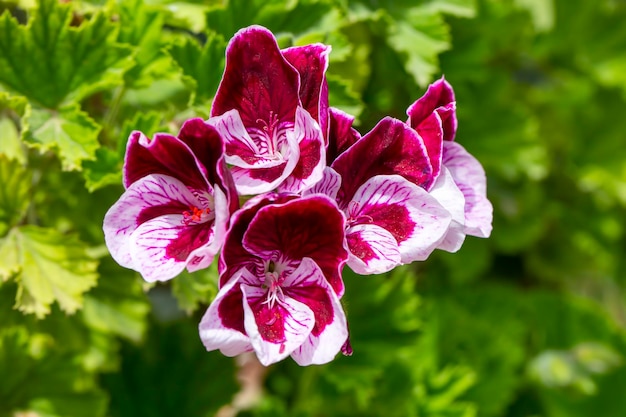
[351,175,452,263]
[278,107,326,193]
[290,259,348,365]
[428,167,466,252]
[242,283,315,366]
[199,275,253,356]
[346,224,401,275]
[443,141,493,238]
[103,174,204,271]
[303,166,342,200]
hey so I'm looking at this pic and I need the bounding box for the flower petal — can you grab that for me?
[303,166,341,200]
[429,167,467,252]
[326,107,361,163]
[103,174,204,271]
[211,25,300,127]
[130,215,215,282]
[242,283,315,366]
[351,174,452,263]
[123,131,210,192]
[443,141,493,238]
[345,224,401,275]
[219,193,299,287]
[407,76,457,141]
[242,195,348,296]
[277,107,325,193]
[284,258,348,365]
[331,117,434,206]
[199,275,252,357]
[414,111,443,184]
[282,43,331,138]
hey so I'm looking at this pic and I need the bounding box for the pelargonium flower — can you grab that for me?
[324,118,458,274]
[407,77,493,241]
[208,25,328,195]
[103,119,237,282]
[199,194,349,366]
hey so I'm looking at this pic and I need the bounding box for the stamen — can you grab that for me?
[181,205,211,225]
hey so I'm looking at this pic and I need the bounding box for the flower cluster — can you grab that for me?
[103,26,492,366]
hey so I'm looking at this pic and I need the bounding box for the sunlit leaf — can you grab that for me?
[1,226,98,317]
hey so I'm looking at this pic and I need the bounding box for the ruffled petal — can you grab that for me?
[123,131,211,192]
[286,258,348,365]
[129,215,215,282]
[199,275,252,356]
[345,224,401,275]
[277,107,325,193]
[242,283,315,366]
[351,174,451,263]
[443,141,493,238]
[428,167,467,252]
[242,195,348,296]
[303,167,341,200]
[407,76,457,141]
[103,174,206,271]
[282,43,331,138]
[326,107,361,163]
[211,25,300,127]
[331,117,433,206]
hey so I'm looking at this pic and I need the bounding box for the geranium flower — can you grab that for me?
[103,119,237,282]
[199,195,349,366]
[407,77,493,241]
[208,25,327,195]
[326,118,457,274]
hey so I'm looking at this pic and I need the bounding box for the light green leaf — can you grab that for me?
[0,92,27,163]
[0,156,31,237]
[327,74,365,121]
[0,0,134,108]
[23,104,101,171]
[386,10,451,87]
[171,261,219,313]
[81,147,122,192]
[1,226,98,317]
[166,32,226,105]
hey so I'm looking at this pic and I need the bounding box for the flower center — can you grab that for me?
[250,111,288,160]
[181,205,211,225]
[261,260,286,310]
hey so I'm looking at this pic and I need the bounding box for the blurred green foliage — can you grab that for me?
[1,0,626,416]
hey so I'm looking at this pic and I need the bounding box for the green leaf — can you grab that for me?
[117,0,171,88]
[0,0,134,108]
[23,104,101,171]
[82,258,150,342]
[171,260,219,313]
[327,74,365,121]
[0,328,107,417]
[0,92,27,163]
[0,155,31,237]
[166,32,226,106]
[0,226,98,317]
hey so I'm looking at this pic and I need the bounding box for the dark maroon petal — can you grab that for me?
[242,195,347,296]
[176,118,239,214]
[407,77,457,141]
[219,193,299,287]
[290,137,322,183]
[217,284,246,335]
[331,117,433,206]
[287,284,333,337]
[326,107,361,163]
[282,44,331,138]
[164,222,214,262]
[123,131,209,191]
[406,76,455,128]
[362,203,414,245]
[415,112,443,186]
[211,26,300,128]
[249,299,288,344]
